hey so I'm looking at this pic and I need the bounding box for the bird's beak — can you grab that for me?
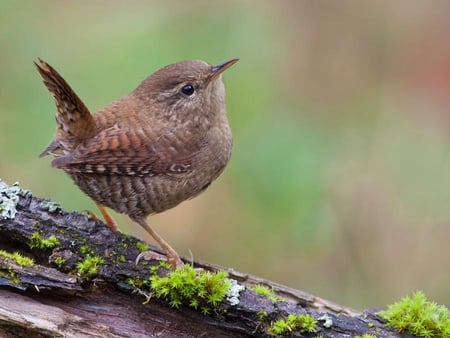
[209,58,239,81]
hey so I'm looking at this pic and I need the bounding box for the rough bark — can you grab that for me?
[0,180,408,337]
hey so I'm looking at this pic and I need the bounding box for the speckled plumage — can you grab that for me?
[36,58,238,268]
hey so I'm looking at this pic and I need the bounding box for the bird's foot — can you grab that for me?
[81,208,119,231]
[81,210,102,222]
[136,250,184,270]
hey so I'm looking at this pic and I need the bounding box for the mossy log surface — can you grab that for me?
[0,181,407,337]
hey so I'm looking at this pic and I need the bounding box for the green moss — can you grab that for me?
[258,311,268,320]
[54,256,66,268]
[128,261,171,288]
[76,255,105,278]
[135,241,149,253]
[0,250,33,285]
[149,261,171,275]
[127,276,146,288]
[379,291,450,338]
[354,335,376,338]
[57,228,69,235]
[0,250,34,266]
[250,284,278,302]
[150,265,231,313]
[80,245,94,255]
[30,232,60,250]
[0,269,20,285]
[269,314,317,336]
[119,255,126,263]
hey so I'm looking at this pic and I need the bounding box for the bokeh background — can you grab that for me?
[1,1,449,310]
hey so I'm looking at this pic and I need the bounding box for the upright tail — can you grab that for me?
[35,59,96,157]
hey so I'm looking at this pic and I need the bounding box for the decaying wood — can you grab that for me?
[0,180,406,337]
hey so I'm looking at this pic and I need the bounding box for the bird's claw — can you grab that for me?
[136,250,184,270]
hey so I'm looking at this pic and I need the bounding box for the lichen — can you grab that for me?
[379,290,450,338]
[226,278,245,305]
[0,180,30,219]
[38,200,62,213]
[318,313,333,328]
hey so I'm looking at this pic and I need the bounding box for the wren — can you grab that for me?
[35,58,238,268]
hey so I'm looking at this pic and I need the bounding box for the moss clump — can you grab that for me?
[251,284,278,302]
[379,291,450,338]
[54,256,66,268]
[149,261,171,274]
[127,276,146,288]
[0,269,20,285]
[80,245,94,255]
[76,256,105,278]
[0,250,34,285]
[30,233,60,250]
[0,250,34,266]
[354,335,376,338]
[135,241,149,253]
[258,311,268,320]
[150,265,231,314]
[269,314,317,336]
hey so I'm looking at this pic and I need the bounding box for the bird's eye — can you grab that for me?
[181,84,195,96]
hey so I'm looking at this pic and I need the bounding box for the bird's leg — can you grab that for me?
[135,218,184,269]
[95,203,119,231]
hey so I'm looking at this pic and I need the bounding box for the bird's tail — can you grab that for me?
[35,59,96,157]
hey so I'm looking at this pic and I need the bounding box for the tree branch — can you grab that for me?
[0,180,406,337]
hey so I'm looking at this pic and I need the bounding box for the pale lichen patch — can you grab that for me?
[226,279,245,306]
[0,180,31,219]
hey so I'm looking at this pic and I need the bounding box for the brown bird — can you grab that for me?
[35,57,238,268]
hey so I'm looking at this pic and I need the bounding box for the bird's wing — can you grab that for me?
[51,124,204,176]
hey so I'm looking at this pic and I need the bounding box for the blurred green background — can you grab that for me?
[1,1,449,309]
